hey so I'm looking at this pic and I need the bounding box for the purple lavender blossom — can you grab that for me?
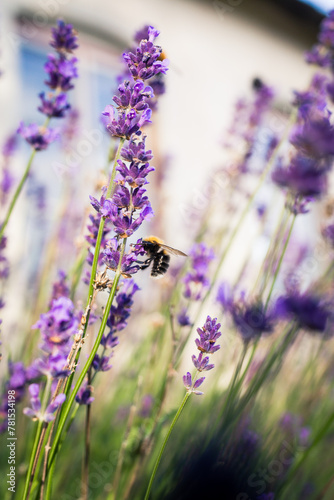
[105,279,140,336]
[272,155,328,199]
[38,92,70,118]
[23,384,66,422]
[183,372,205,396]
[50,270,70,304]
[103,238,142,277]
[122,26,168,81]
[18,20,78,149]
[1,134,17,206]
[75,381,94,405]
[50,19,79,53]
[183,316,221,395]
[0,362,27,432]
[32,297,78,356]
[305,10,334,69]
[177,308,191,327]
[17,123,59,151]
[183,243,214,300]
[275,293,331,334]
[217,286,275,342]
[290,111,334,162]
[102,105,152,140]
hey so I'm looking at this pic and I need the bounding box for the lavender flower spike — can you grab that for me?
[183,316,221,395]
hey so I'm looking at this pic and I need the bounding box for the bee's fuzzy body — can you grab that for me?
[140,236,186,278]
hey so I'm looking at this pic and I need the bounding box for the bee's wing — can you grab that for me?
[159,244,187,257]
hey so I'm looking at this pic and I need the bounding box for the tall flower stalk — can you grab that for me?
[0,20,78,242]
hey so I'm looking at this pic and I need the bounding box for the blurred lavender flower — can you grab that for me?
[275,293,332,334]
[272,109,334,214]
[22,292,77,420]
[183,243,214,300]
[183,316,221,395]
[0,362,27,432]
[23,384,66,422]
[177,308,191,327]
[0,134,17,207]
[280,412,311,448]
[217,284,276,343]
[49,270,70,304]
[18,19,79,149]
[305,10,334,70]
[75,381,94,405]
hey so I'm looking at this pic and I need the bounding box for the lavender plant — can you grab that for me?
[1,11,334,500]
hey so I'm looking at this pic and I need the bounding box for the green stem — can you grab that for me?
[22,420,44,500]
[47,240,127,473]
[144,392,191,500]
[44,404,79,500]
[22,375,52,500]
[0,148,36,241]
[265,213,296,310]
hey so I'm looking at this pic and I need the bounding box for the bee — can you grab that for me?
[138,236,187,278]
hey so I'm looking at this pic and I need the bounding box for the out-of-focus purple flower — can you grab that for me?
[18,20,78,149]
[38,92,70,118]
[293,73,328,118]
[44,54,78,91]
[290,112,334,162]
[257,494,275,500]
[27,353,71,380]
[216,282,234,310]
[272,155,328,199]
[305,10,334,69]
[177,308,191,327]
[139,394,154,417]
[32,296,78,356]
[249,80,275,128]
[17,123,59,151]
[1,134,17,206]
[218,285,275,343]
[50,19,79,53]
[23,384,66,422]
[0,362,28,433]
[280,412,311,448]
[275,293,331,333]
[50,270,70,304]
[92,353,113,372]
[183,243,214,301]
[76,381,94,405]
